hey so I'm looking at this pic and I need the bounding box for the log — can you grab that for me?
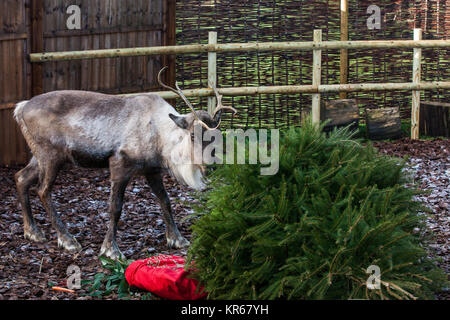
[340,0,349,99]
[312,30,322,124]
[29,40,450,62]
[365,107,402,140]
[419,101,450,137]
[208,31,218,115]
[320,99,359,132]
[121,82,450,100]
[411,29,422,139]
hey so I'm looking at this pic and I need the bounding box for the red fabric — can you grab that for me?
[125,254,207,300]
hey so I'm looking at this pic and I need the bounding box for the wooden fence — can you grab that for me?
[30,28,450,139]
[0,0,175,166]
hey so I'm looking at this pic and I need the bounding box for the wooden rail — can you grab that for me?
[29,29,450,139]
[123,82,450,99]
[29,39,450,62]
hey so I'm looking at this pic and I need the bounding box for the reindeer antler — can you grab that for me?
[209,81,238,119]
[158,67,212,130]
[158,67,237,130]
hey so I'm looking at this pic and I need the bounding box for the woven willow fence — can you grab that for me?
[175,0,449,128]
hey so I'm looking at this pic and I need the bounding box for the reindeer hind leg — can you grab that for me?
[15,156,46,242]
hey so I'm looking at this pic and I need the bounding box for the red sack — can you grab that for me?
[125,254,207,300]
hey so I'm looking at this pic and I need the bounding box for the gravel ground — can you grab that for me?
[373,138,449,300]
[0,137,448,300]
[0,167,196,300]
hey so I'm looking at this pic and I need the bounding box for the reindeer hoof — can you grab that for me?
[167,236,190,249]
[24,227,46,243]
[58,234,82,252]
[99,242,125,261]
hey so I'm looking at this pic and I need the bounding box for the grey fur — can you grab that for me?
[14,90,218,260]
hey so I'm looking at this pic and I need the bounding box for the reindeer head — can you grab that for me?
[157,67,237,189]
[158,66,237,134]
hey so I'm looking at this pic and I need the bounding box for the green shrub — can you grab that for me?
[187,120,446,300]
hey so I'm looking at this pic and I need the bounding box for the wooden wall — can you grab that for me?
[0,0,176,166]
[0,0,30,166]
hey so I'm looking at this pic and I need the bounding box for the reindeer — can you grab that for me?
[13,67,236,260]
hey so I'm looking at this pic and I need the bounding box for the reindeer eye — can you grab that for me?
[191,133,195,141]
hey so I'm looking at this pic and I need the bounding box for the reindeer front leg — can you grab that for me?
[100,156,133,260]
[145,171,190,249]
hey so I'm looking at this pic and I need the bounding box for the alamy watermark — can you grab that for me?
[170,127,280,176]
[366,265,381,290]
[367,5,381,30]
[65,4,382,32]
[66,5,81,30]
[66,264,81,290]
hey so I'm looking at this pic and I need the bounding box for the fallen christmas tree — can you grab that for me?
[187,120,446,300]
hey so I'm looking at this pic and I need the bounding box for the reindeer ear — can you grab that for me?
[169,113,191,129]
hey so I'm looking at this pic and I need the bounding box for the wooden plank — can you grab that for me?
[161,0,175,106]
[161,0,168,82]
[15,39,24,102]
[80,35,90,90]
[31,0,44,96]
[71,25,82,90]
[43,24,165,38]
[0,40,7,103]
[109,33,118,90]
[103,33,112,90]
[0,33,28,41]
[25,0,32,99]
[312,29,322,124]
[91,34,100,91]
[208,31,217,115]
[138,31,147,88]
[166,0,176,88]
[6,40,16,102]
[127,31,137,89]
[340,0,348,99]
[411,28,422,140]
[44,36,55,92]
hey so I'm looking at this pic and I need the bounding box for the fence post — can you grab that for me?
[411,28,422,140]
[312,29,322,124]
[340,0,349,99]
[208,31,218,115]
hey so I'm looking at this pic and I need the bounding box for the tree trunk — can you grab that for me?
[320,99,359,133]
[419,101,450,138]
